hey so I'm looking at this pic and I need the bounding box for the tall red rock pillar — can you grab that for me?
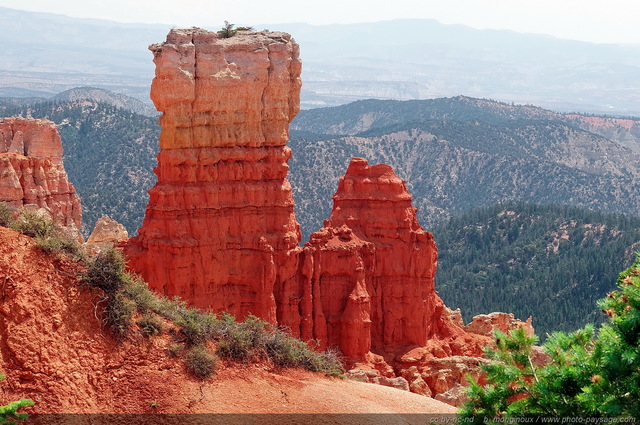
[125,28,302,322]
[293,158,442,357]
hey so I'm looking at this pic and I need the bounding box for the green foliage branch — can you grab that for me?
[460,253,640,422]
[0,375,33,425]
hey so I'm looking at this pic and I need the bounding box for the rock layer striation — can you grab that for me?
[126,28,302,322]
[0,117,82,229]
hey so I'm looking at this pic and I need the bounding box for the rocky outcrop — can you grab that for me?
[0,117,82,230]
[466,312,534,337]
[386,312,535,402]
[85,215,129,256]
[125,28,302,323]
[279,158,456,358]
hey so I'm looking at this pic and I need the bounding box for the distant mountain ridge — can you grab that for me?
[0,86,158,117]
[1,6,640,115]
[288,97,640,238]
[52,87,158,117]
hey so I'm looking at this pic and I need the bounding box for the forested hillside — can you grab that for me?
[3,92,640,260]
[432,202,640,337]
[3,92,640,337]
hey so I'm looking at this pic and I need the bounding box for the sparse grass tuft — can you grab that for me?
[184,344,218,379]
[10,208,55,238]
[36,231,86,261]
[0,202,13,227]
[105,291,136,340]
[138,313,163,337]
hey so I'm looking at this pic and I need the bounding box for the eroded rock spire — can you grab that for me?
[126,28,302,322]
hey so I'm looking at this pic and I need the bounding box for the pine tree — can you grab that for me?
[460,253,640,421]
[0,375,33,424]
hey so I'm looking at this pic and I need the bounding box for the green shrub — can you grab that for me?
[310,347,344,377]
[105,291,136,339]
[138,313,163,337]
[80,248,131,294]
[0,375,34,424]
[36,231,86,261]
[155,296,185,321]
[175,308,219,346]
[0,202,13,227]
[262,328,343,376]
[10,209,54,238]
[166,343,183,358]
[213,313,344,376]
[184,344,218,379]
[124,278,159,313]
[215,313,266,359]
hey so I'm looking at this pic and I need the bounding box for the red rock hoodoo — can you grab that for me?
[0,117,82,229]
[283,158,455,357]
[125,28,302,323]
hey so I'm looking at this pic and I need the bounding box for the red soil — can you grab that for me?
[0,226,455,417]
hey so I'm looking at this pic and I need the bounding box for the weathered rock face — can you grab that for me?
[0,117,82,229]
[279,158,456,357]
[286,224,375,357]
[125,28,302,323]
[465,312,534,337]
[86,215,129,256]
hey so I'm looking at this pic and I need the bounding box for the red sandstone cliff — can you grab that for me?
[124,28,490,362]
[126,28,302,323]
[0,117,82,230]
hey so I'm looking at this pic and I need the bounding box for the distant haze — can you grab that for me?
[0,0,639,45]
[0,7,639,116]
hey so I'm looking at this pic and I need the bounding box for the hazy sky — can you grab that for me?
[0,0,638,45]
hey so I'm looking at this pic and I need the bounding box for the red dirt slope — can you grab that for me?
[0,226,455,416]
